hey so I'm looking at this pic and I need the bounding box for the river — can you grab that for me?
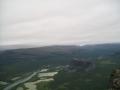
[3,72,37,90]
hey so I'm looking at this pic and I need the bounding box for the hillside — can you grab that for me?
[0,43,120,81]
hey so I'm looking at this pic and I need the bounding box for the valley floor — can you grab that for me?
[1,67,60,90]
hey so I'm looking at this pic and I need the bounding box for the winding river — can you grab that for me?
[3,72,37,90]
[3,68,58,90]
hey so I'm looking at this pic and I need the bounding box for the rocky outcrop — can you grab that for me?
[65,58,95,72]
[108,68,120,90]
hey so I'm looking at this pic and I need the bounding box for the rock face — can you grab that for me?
[66,58,95,72]
[108,68,120,90]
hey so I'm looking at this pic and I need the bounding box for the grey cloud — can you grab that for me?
[0,0,120,48]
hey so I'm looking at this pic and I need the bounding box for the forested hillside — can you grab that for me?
[0,43,120,81]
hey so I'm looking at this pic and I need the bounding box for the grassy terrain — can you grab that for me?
[0,44,120,90]
[0,44,120,81]
[48,58,120,90]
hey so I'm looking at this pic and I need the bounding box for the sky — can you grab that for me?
[0,0,120,49]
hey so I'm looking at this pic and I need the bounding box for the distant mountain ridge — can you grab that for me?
[0,43,120,51]
[0,43,120,80]
[0,43,120,64]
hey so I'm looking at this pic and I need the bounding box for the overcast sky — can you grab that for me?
[0,0,120,49]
